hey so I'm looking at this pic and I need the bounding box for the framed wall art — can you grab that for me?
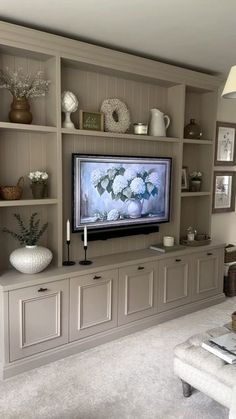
[212,171,236,213]
[181,167,189,191]
[79,110,104,131]
[215,121,236,166]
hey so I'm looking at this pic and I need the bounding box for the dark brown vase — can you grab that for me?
[31,183,47,199]
[9,96,33,124]
[184,118,202,139]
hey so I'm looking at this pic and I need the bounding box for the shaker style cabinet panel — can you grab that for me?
[69,269,118,341]
[9,279,69,361]
[118,262,158,325]
[158,255,192,312]
[192,248,223,301]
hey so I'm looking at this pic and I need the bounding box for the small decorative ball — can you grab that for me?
[61,91,78,113]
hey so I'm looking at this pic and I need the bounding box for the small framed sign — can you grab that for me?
[79,110,104,131]
[215,121,236,166]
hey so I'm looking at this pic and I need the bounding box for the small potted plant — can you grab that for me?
[2,212,52,274]
[189,171,202,192]
[0,67,50,124]
[28,170,49,199]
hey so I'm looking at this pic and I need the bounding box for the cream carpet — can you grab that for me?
[1,298,236,419]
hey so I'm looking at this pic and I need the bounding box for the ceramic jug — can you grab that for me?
[149,108,170,137]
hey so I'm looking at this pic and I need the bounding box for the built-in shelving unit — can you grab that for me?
[0,21,221,272]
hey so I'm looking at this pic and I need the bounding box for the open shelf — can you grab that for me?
[0,122,57,133]
[183,138,213,145]
[181,192,211,197]
[61,128,180,143]
[0,198,58,207]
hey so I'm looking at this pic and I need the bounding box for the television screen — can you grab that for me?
[72,154,172,232]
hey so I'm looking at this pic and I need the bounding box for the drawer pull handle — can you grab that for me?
[38,287,48,292]
[175,259,181,262]
[207,252,213,256]
[93,275,102,280]
[138,266,144,270]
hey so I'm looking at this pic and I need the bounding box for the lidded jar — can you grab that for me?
[184,119,202,139]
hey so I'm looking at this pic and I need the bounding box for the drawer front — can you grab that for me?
[70,269,118,341]
[158,255,192,312]
[9,279,69,361]
[192,248,223,301]
[118,262,158,325]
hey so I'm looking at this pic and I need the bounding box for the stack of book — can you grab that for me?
[202,332,236,364]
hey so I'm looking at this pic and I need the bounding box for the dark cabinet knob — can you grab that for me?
[175,259,181,262]
[93,275,102,280]
[38,287,48,292]
[207,252,213,256]
[138,266,144,270]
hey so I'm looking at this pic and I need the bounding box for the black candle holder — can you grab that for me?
[79,245,92,265]
[63,240,75,266]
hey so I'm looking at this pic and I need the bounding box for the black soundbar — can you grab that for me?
[81,224,159,241]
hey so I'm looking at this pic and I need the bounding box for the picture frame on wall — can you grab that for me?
[215,121,236,166]
[79,110,104,131]
[181,167,189,191]
[212,171,236,213]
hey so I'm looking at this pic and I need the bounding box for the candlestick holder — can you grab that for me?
[79,245,92,265]
[63,240,75,266]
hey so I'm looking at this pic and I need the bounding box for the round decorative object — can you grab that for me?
[9,96,33,124]
[31,183,48,199]
[100,98,130,133]
[10,245,53,274]
[184,119,202,139]
[61,91,79,129]
[127,199,142,218]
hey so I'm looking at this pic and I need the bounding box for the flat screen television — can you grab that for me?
[72,154,172,233]
[72,153,172,232]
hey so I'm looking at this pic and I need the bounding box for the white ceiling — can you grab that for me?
[1,0,236,76]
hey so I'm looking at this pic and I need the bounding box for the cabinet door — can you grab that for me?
[158,255,192,312]
[192,248,223,301]
[9,279,69,361]
[118,262,158,325]
[70,269,118,341]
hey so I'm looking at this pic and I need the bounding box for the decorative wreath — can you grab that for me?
[100,98,130,133]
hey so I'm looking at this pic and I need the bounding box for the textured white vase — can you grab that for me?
[10,245,53,274]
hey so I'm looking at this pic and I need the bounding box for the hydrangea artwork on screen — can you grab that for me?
[72,155,172,231]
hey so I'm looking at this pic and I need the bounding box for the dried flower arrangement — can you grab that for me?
[189,171,202,180]
[28,171,48,184]
[0,67,50,98]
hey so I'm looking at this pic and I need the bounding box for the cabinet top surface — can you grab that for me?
[0,241,225,291]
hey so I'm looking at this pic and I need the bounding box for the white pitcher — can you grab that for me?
[149,108,170,137]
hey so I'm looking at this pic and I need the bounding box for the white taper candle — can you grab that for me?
[66,219,70,242]
[84,225,87,247]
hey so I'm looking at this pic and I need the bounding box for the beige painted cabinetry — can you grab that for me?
[118,262,158,325]
[192,248,222,301]
[158,255,192,312]
[0,243,225,379]
[0,22,225,380]
[70,269,118,341]
[9,279,69,361]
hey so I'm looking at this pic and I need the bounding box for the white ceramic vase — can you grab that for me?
[10,245,53,274]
